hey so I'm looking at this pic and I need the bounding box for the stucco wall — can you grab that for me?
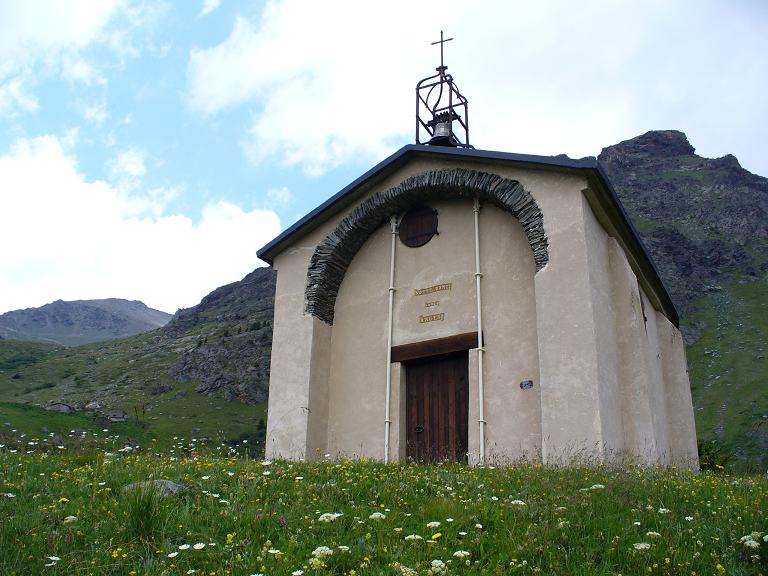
[583,194,624,458]
[265,225,334,460]
[326,200,539,461]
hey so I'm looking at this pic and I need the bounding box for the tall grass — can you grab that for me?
[0,433,766,575]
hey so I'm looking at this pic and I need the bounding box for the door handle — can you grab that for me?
[415,425,424,433]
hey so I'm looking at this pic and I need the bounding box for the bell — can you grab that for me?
[428,121,453,146]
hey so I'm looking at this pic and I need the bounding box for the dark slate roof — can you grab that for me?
[257,144,679,326]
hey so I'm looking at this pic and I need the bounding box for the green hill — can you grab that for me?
[0,268,275,450]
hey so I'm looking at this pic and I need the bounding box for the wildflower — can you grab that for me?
[405,534,423,540]
[589,484,605,490]
[262,471,271,476]
[453,550,470,558]
[445,517,454,522]
[178,544,191,550]
[292,571,304,576]
[657,508,670,514]
[167,551,178,558]
[261,459,272,465]
[267,548,281,554]
[369,512,386,520]
[475,523,483,529]
[58,497,69,504]
[193,543,205,550]
[510,500,526,506]
[743,539,760,549]
[685,516,694,521]
[393,562,419,576]
[558,520,570,529]
[201,476,210,480]
[427,521,441,528]
[1,493,15,498]
[312,546,334,558]
[432,532,443,540]
[430,559,448,575]
[646,532,661,538]
[63,515,77,524]
[633,542,651,550]
[47,556,61,561]
[337,545,350,552]
[318,512,342,522]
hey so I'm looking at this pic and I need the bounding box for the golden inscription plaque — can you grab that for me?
[413,283,452,297]
[424,300,440,308]
[418,313,445,323]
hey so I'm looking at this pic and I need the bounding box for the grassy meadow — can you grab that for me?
[1,430,766,576]
[0,331,268,452]
[686,278,768,470]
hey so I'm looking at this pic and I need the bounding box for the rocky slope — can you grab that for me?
[165,267,276,403]
[599,130,768,322]
[0,299,172,346]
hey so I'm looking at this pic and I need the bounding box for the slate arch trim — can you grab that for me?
[306,168,549,325]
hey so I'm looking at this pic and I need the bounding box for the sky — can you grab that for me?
[1,0,766,315]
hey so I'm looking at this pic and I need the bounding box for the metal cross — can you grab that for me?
[431,30,453,69]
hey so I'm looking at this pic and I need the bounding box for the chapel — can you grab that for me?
[257,39,698,467]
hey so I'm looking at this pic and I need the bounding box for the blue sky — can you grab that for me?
[1,0,766,314]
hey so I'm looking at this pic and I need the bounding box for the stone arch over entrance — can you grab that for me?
[306,168,549,325]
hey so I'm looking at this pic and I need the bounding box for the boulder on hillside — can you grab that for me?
[45,401,75,414]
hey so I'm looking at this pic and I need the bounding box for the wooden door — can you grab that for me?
[406,353,469,462]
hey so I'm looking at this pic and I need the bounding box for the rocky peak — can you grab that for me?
[0,299,172,346]
[598,130,768,317]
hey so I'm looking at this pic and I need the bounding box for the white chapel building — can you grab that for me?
[256,51,698,467]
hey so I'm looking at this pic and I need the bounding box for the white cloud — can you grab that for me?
[0,134,281,314]
[186,0,768,177]
[0,1,124,60]
[198,0,222,18]
[109,147,147,179]
[0,76,38,117]
[187,2,441,174]
[266,186,293,207]
[0,1,158,116]
[61,55,105,86]
[82,100,109,126]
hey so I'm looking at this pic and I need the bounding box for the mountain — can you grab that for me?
[0,299,173,346]
[599,130,768,318]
